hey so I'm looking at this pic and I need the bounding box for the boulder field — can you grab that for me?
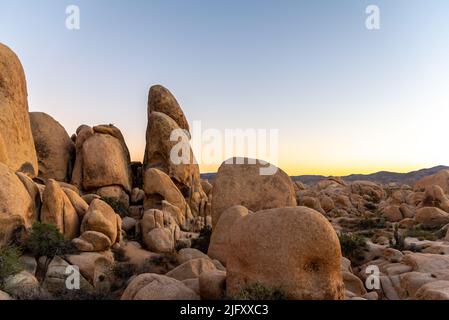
[2,42,449,301]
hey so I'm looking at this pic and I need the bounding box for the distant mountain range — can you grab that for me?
[200,165,449,186]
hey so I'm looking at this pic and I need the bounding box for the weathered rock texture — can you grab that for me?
[30,112,75,182]
[0,43,38,176]
[211,157,297,228]
[226,206,344,300]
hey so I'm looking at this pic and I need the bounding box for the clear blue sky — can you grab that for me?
[1,0,449,175]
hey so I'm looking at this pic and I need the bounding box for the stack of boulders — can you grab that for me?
[140,85,209,253]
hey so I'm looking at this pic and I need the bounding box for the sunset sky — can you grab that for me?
[1,0,449,176]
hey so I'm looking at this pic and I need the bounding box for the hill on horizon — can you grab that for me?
[201,165,449,186]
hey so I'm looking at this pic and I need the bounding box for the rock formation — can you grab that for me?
[211,157,297,228]
[0,43,38,176]
[30,112,75,182]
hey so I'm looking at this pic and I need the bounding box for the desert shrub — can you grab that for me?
[53,288,118,300]
[0,246,22,284]
[389,224,405,251]
[148,253,178,268]
[231,283,286,300]
[113,262,135,280]
[364,202,378,211]
[191,225,212,253]
[26,222,76,258]
[175,240,190,252]
[405,227,437,241]
[358,217,386,230]
[101,197,129,217]
[136,253,179,275]
[112,247,128,262]
[338,232,367,258]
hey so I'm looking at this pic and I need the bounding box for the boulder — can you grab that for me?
[382,205,403,222]
[71,125,94,188]
[121,273,199,300]
[81,131,132,193]
[415,207,449,228]
[63,188,89,219]
[415,280,449,300]
[342,271,367,296]
[226,206,344,300]
[350,181,385,203]
[182,278,200,295]
[211,158,297,228]
[40,179,79,239]
[42,256,93,294]
[420,185,449,212]
[80,199,121,245]
[16,172,41,220]
[72,231,112,252]
[147,85,190,133]
[414,170,449,193]
[177,248,209,264]
[208,205,249,265]
[199,269,227,300]
[166,258,217,281]
[400,271,436,298]
[3,271,40,298]
[402,253,449,273]
[143,111,206,216]
[0,291,12,300]
[0,163,35,247]
[65,252,114,285]
[0,43,38,176]
[29,112,75,182]
[320,196,335,213]
[143,168,192,220]
[144,227,174,253]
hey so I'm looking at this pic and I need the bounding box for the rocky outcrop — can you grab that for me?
[143,86,207,217]
[29,112,75,182]
[0,43,38,176]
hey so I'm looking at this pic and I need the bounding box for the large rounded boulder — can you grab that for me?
[0,43,38,176]
[30,112,75,182]
[211,158,296,228]
[226,206,344,300]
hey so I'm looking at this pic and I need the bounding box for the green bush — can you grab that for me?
[231,283,286,300]
[101,197,129,217]
[358,217,386,230]
[191,225,212,253]
[405,227,437,241]
[26,222,76,258]
[338,232,367,258]
[113,262,136,280]
[0,246,22,283]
